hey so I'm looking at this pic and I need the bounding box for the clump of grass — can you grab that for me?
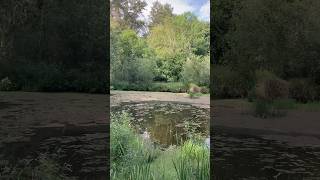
[253,99,296,118]
[111,112,210,180]
[296,101,320,111]
[111,112,160,179]
[128,164,155,180]
[173,140,209,180]
[1,153,74,180]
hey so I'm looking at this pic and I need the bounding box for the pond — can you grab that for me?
[0,92,108,179]
[213,127,320,179]
[111,101,210,148]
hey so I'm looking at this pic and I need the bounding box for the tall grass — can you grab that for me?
[253,98,297,118]
[0,153,73,180]
[173,140,210,180]
[111,112,210,180]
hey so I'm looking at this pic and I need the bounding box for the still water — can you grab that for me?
[213,127,320,179]
[112,102,210,147]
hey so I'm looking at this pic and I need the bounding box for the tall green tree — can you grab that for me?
[149,1,173,28]
[147,13,209,81]
[110,0,147,32]
[226,0,320,82]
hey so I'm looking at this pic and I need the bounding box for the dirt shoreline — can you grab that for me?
[213,99,320,146]
[112,91,320,138]
[110,90,210,108]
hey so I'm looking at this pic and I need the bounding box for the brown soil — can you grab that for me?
[111,90,210,108]
[212,99,320,146]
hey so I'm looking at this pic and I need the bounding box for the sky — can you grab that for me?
[141,0,210,22]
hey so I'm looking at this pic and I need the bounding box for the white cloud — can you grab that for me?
[140,0,195,22]
[199,0,210,22]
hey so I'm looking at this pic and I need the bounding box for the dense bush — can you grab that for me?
[181,55,210,87]
[111,112,158,170]
[212,66,249,98]
[255,79,289,101]
[253,99,289,118]
[0,77,16,91]
[2,0,107,93]
[4,62,105,93]
[1,153,74,180]
[150,82,188,93]
[289,79,317,103]
[112,82,188,93]
[13,63,66,92]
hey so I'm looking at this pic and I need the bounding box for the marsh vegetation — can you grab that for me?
[110,111,209,180]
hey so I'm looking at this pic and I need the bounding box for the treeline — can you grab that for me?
[110,0,210,92]
[0,0,107,93]
[213,0,320,102]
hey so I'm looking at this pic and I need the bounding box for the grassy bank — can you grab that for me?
[111,112,209,180]
[214,98,320,118]
[111,82,210,95]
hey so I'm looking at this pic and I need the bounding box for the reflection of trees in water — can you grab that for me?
[146,112,183,146]
[120,102,209,146]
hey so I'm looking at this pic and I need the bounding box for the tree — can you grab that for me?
[226,0,320,82]
[147,13,209,81]
[110,0,147,32]
[149,1,173,28]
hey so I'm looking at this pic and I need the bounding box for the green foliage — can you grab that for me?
[0,77,17,91]
[128,164,154,180]
[112,82,188,93]
[182,55,210,87]
[173,140,209,180]
[214,0,320,100]
[111,112,209,180]
[253,99,272,118]
[212,66,250,98]
[1,0,107,93]
[15,63,66,92]
[147,13,209,81]
[188,83,204,98]
[111,112,159,178]
[253,98,292,118]
[0,154,74,180]
[150,82,188,93]
[289,79,317,103]
[255,78,289,101]
[149,2,173,28]
[111,29,155,87]
[110,0,147,32]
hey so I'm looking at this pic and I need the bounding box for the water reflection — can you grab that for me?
[112,102,209,147]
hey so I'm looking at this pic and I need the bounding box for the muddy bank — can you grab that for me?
[212,99,320,137]
[111,90,210,108]
[212,99,320,179]
[0,92,109,179]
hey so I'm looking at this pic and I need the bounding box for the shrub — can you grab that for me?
[0,77,16,91]
[173,140,209,180]
[289,79,317,103]
[200,86,209,94]
[247,88,256,102]
[255,70,278,82]
[212,66,249,98]
[181,55,209,87]
[14,63,66,92]
[111,112,159,178]
[1,153,74,180]
[255,79,289,101]
[112,58,155,86]
[253,98,293,118]
[188,83,201,94]
[150,82,188,93]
